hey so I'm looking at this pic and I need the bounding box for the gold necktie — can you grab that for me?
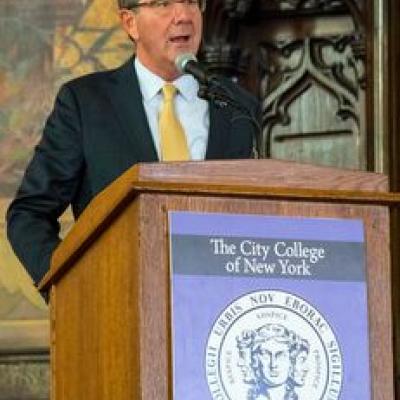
[159,84,190,161]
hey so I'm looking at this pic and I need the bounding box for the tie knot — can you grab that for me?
[162,83,177,101]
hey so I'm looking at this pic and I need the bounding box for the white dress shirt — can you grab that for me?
[134,57,209,160]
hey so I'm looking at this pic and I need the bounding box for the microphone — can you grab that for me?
[175,53,262,158]
[175,53,212,84]
[175,53,230,105]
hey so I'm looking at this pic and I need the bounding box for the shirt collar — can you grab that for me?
[134,57,199,102]
[174,73,199,102]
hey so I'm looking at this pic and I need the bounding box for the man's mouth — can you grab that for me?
[169,35,191,44]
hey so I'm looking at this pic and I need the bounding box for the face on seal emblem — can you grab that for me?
[205,290,343,400]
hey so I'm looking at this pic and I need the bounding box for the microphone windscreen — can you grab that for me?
[175,53,197,74]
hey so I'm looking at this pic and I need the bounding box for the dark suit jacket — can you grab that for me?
[6,57,258,284]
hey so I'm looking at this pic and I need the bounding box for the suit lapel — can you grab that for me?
[205,101,232,160]
[106,58,159,162]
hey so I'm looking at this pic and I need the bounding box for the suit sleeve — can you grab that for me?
[6,84,84,284]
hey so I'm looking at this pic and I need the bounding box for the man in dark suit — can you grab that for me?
[6,0,258,284]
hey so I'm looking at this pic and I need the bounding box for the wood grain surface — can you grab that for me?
[40,160,396,399]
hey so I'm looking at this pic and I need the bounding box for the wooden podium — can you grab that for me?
[39,160,397,400]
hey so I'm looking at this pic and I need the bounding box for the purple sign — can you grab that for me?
[169,211,370,400]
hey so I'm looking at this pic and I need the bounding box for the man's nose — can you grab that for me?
[172,1,192,21]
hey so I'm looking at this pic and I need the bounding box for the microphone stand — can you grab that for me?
[197,78,262,159]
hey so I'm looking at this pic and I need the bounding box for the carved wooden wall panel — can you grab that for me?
[201,0,368,169]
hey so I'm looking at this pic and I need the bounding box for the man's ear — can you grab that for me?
[119,9,139,41]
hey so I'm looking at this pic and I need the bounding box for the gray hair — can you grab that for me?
[118,0,139,8]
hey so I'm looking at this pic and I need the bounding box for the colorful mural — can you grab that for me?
[0,0,132,352]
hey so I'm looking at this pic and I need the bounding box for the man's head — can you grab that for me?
[253,337,291,387]
[118,0,203,81]
[290,339,310,386]
[250,324,292,388]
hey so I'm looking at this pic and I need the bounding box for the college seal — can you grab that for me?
[205,290,343,400]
